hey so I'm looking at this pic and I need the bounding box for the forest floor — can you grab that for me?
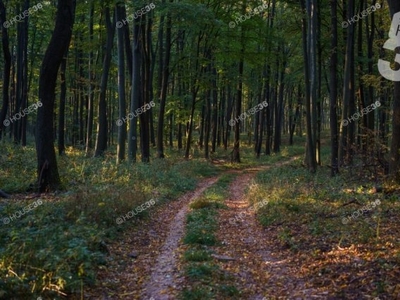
[86,159,307,299]
[84,153,400,300]
[2,141,399,299]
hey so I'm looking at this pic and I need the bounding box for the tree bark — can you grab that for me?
[157,4,171,158]
[36,0,75,191]
[116,3,127,163]
[0,0,12,139]
[94,7,114,157]
[329,0,339,176]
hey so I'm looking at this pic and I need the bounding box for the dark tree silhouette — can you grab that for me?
[36,0,75,191]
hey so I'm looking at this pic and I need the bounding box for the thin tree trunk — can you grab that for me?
[0,0,12,139]
[85,2,95,155]
[58,50,67,156]
[157,4,171,158]
[330,0,339,176]
[339,0,355,165]
[128,18,141,162]
[116,3,127,163]
[94,7,114,157]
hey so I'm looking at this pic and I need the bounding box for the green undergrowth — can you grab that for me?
[0,143,219,299]
[0,136,308,298]
[181,174,240,300]
[248,145,400,298]
[214,134,306,170]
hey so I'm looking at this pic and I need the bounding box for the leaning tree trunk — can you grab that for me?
[36,0,75,192]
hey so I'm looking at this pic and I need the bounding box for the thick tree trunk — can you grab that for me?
[36,0,75,191]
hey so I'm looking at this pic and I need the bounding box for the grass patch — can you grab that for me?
[184,249,212,262]
[181,173,241,299]
[186,262,218,280]
[181,286,213,300]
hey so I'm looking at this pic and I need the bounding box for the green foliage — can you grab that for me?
[184,209,217,246]
[181,287,213,300]
[184,249,212,262]
[186,263,218,280]
[0,202,106,298]
[0,144,220,297]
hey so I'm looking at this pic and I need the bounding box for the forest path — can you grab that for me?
[86,176,220,299]
[212,159,327,299]
[141,176,220,299]
[88,156,324,299]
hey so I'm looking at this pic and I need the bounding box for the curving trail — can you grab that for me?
[142,176,220,299]
[86,157,325,299]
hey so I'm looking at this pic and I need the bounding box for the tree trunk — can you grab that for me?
[128,19,141,162]
[58,50,67,156]
[85,2,95,155]
[157,5,171,158]
[339,0,355,165]
[36,0,75,191]
[0,0,12,139]
[329,0,339,176]
[116,3,127,163]
[300,0,316,172]
[94,7,114,157]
